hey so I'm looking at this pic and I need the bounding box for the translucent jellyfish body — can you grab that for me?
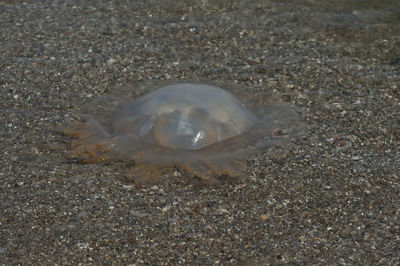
[64,81,303,184]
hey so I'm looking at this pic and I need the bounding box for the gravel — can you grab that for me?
[1,0,399,264]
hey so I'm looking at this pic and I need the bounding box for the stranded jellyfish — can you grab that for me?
[64,81,303,184]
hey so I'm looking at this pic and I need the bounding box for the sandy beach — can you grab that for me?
[1,0,399,264]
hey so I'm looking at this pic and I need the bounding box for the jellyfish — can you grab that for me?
[64,81,303,184]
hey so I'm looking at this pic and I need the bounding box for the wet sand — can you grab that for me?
[1,0,399,264]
